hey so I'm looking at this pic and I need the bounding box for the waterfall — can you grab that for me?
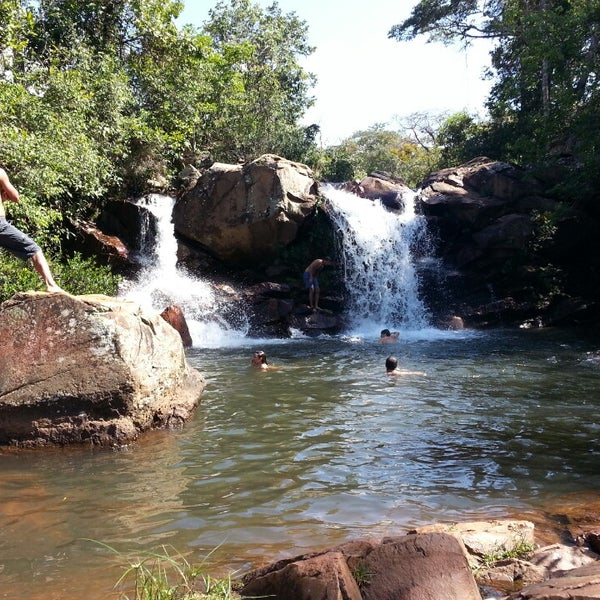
[118,194,249,347]
[324,185,433,332]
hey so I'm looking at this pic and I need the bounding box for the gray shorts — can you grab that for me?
[0,217,41,259]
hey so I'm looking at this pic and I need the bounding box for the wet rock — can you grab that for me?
[240,551,362,600]
[160,304,193,348]
[506,561,600,599]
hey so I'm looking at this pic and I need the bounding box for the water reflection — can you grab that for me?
[1,328,599,599]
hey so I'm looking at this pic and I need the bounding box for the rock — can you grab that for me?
[530,544,600,577]
[290,309,341,332]
[361,532,481,600]
[97,197,159,256]
[160,304,193,348]
[0,292,204,447]
[355,175,413,211]
[506,561,600,599]
[417,157,600,328]
[240,551,363,600]
[69,219,130,269]
[240,533,480,600]
[409,520,536,570]
[172,154,319,266]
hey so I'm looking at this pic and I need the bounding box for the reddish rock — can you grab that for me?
[507,561,600,599]
[160,304,193,347]
[0,292,204,447]
[361,532,481,600]
[240,551,362,600]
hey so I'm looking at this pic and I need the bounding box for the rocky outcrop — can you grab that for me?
[172,154,319,265]
[160,304,193,347]
[418,157,600,328]
[240,532,481,600]
[343,173,413,211]
[506,562,600,599]
[97,197,160,259]
[69,219,130,269]
[0,292,204,447]
[238,519,600,600]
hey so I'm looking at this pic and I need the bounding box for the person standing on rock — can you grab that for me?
[0,167,63,293]
[303,257,335,311]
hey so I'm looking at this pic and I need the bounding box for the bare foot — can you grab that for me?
[46,284,65,294]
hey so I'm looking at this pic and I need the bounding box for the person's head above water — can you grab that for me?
[251,350,268,366]
[379,329,399,343]
[385,355,398,372]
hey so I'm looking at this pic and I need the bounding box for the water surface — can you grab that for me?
[1,327,599,599]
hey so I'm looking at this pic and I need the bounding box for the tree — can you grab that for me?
[388,1,600,170]
[322,123,441,188]
[200,0,317,161]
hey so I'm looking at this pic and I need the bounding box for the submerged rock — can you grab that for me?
[0,292,204,447]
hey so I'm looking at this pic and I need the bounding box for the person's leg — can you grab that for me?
[314,286,320,310]
[31,250,63,293]
[308,286,315,309]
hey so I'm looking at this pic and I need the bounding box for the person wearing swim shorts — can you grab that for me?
[0,167,63,293]
[303,257,335,311]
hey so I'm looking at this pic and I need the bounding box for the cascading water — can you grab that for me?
[118,194,249,347]
[323,185,433,333]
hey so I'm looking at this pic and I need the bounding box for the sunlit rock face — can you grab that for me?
[173,154,319,266]
[0,292,204,447]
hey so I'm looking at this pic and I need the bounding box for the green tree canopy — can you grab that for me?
[389,0,600,179]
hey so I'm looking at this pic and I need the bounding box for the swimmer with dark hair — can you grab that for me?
[385,355,426,377]
[251,350,279,371]
[379,329,399,344]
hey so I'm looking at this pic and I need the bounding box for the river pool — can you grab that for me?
[1,326,600,599]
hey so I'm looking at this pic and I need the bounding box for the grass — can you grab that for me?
[478,536,536,569]
[351,561,373,588]
[89,541,241,600]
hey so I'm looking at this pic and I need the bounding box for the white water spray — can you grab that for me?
[118,194,249,347]
[324,185,432,332]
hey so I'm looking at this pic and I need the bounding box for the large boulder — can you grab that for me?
[240,532,481,600]
[417,157,600,327]
[172,154,319,265]
[0,292,204,447]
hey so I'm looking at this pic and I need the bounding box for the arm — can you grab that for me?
[0,169,20,202]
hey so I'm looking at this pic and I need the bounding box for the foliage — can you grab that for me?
[478,536,536,569]
[388,0,600,182]
[53,252,121,297]
[0,251,120,302]
[200,0,316,162]
[91,541,240,600]
[351,561,374,588]
[0,0,320,281]
[436,111,498,165]
[319,119,444,188]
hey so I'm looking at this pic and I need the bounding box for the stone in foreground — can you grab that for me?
[0,292,204,447]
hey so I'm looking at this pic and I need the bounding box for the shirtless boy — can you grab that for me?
[304,257,335,311]
[379,329,400,344]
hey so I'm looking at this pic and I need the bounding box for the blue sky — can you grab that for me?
[178,0,494,145]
